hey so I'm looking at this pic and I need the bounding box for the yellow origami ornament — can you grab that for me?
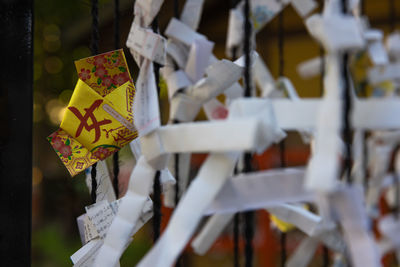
[47,49,138,176]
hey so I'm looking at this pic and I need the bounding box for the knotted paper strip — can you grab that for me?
[329,185,381,267]
[137,152,239,267]
[85,160,116,203]
[205,168,314,214]
[94,156,156,267]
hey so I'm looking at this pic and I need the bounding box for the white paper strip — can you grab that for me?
[159,168,176,189]
[297,56,322,79]
[129,139,142,160]
[226,8,244,56]
[332,252,347,267]
[93,156,156,267]
[296,10,349,193]
[165,18,206,46]
[126,23,166,65]
[377,238,394,257]
[205,168,314,214]
[165,70,192,99]
[227,0,312,54]
[250,0,284,32]
[86,200,116,239]
[289,0,318,18]
[133,60,161,136]
[165,40,189,69]
[271,99,400,130]
[366,138,393,217]
[129,138,175,189]
[329,185,381,267]
[384,180,400,209]
[228,98,286,153]
[135,0,165,27]
[86,160,116,203]
[141,119,260,158]
[254,56,275,97]
[185,38,214,83]
[83,214,99,243]
[71,239,124,267]
[276,77,300,100]
[188,59,243,100]
[267,204,324,236]
[368,63,400,84]
[144,98,285,164]
[224,83,243,101]
[286,237,319,267]
[170,57,244,122]
[192,213,234,255]
[180,0,205,30]
[164,153,191,208]
[368,40,388,66]
[317,229,347,252]
[169,93,202,122]
[76,214,86,245]
[351,130,365,185]
[387,32,400,61]
[203,98,229,120]
[193,202,337,255]
[306,14,365,51]
[137,153,239,267]
[378,214,400,248]
[71,238,105,266]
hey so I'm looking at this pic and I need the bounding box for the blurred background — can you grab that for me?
[32,0,400,266]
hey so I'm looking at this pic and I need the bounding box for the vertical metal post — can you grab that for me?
[0,0,33,265]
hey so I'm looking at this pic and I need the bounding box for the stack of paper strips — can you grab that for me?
[44,0,400,266]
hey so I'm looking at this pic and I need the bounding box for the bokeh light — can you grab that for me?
[43,38,61,53]
[45,98,66,125]
[43,24,60,42]
[58,90,73,104]
[44,56,63,74]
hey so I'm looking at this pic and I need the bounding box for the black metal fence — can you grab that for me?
[0,0,33,265]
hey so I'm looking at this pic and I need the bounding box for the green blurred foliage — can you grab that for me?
[32,224,81,267]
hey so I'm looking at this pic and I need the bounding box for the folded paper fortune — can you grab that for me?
[47,49,138,176]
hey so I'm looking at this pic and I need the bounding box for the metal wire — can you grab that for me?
[90,0,99,203]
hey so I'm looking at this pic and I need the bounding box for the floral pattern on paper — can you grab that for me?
[113,72,130,86]
[93,55,107,66]
[94,65,108,78]
[78,68,91,81]
[91,145,118,160]
[75,49,132,97]
[48,129,83,161]
[47,129,99,177]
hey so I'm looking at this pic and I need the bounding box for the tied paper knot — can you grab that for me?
[228,98,286,153]
[168,53,258,122]
[226,0,317,57]
[126,22,166,66]
[305,13,365,52]
[136,97,286,266]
